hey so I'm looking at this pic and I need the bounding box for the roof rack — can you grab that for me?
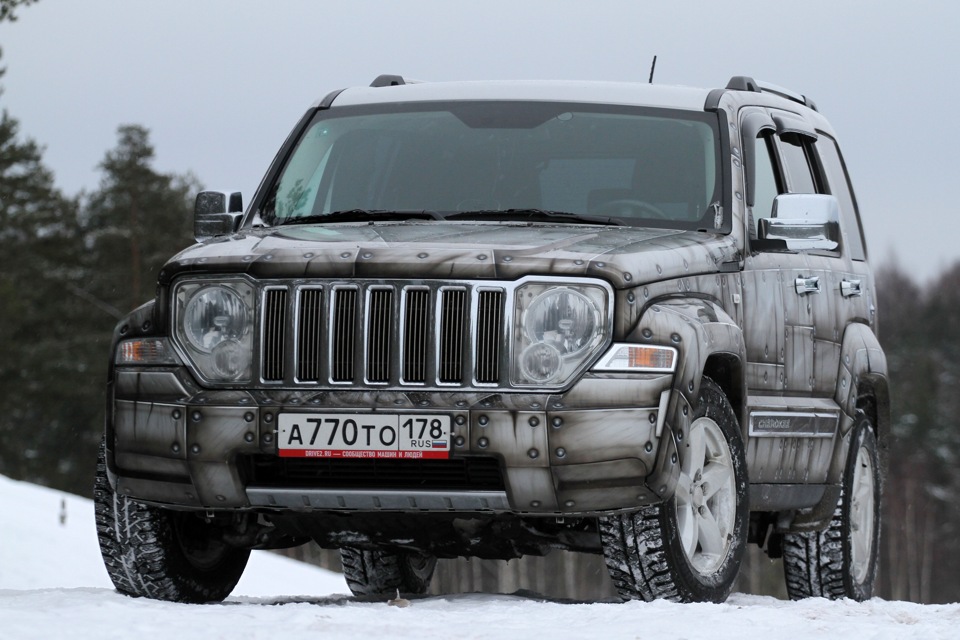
[725,75,818,112]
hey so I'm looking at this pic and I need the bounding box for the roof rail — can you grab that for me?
[370,74,408,88]
[724,75,818,111]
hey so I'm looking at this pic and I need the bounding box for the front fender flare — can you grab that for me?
[104,300,158,491]
[630,298,746,497]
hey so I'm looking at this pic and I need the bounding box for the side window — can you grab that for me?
[752,135,781,226]
[776,136,818,194]
[815,135,867,261]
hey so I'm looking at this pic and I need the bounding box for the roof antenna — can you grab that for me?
[648,55,657,83]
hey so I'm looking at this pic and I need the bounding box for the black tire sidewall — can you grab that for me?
[660,378,749,602]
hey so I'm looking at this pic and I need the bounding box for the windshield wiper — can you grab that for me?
[276,209,445,225]
[276,208,624,227]
[444,209,623,226]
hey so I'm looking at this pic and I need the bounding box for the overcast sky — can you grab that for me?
[1,0,958,281]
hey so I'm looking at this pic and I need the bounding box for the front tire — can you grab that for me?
[600,377,749,602]
[783,415,881,601]
[340,547,437,597]
[94,439,250,603]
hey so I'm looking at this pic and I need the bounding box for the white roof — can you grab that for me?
[320,80,712,111]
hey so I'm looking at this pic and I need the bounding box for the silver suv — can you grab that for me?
[94,74,888,604]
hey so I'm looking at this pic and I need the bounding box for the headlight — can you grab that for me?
[183,286,248,353]
[511,283,609,386]
[174,281,255,382]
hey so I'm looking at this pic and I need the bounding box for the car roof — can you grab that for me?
[319,80,714,111]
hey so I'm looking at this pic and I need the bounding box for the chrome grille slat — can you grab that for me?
[438,288,466,383]
[297,288,323,381]
[403,288,430,383]
[262,288,287,381]
[331,288,358,382]
[476,290,504,383]
[366,288,394,383]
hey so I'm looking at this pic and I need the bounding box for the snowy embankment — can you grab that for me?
[1,475,958,640]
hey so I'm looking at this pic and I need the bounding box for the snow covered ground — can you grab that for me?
[2,474,958,640]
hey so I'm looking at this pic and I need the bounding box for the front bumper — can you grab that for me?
[109,367,679,516]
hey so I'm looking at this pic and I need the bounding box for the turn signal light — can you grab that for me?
[116,339,179,365]
[593,344,677,373]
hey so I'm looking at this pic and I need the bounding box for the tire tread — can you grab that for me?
[599,377,747,603]
[340,547,435,597]
[782,420,879,602]
[94,439,249,603]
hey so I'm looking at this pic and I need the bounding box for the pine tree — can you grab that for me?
[0,68,97,490]
[0,0,39,23]
[82,125,198,315]
[0,75,197,494]
[875,263,960,603]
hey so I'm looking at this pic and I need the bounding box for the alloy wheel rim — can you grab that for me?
[674,417,737,575]
[849,443,876,583]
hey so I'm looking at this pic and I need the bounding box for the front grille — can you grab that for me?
[244,455,505,491]
[260,281,506,388]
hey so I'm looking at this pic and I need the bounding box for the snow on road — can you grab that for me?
[2,474,958,640]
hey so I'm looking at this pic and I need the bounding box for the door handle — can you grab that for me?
[794,276,821,295]
[841,279,863,298]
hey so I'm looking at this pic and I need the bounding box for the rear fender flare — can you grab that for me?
[831,322,890,479]
[790,322,890,531]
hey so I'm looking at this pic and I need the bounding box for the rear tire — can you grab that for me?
[94,438,250,603]
[340,547,437,597]
[783,416,880,601]
[600,377,748,602]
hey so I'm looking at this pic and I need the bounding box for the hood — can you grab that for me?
[161,221,740,288]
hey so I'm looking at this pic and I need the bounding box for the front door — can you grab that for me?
[739,109,858,485]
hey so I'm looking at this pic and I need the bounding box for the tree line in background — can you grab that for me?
[1,6,959,604]
[0,60,197,494]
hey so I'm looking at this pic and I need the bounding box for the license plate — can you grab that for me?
[277,413,452,459]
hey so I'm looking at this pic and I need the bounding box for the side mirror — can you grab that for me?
[757,194,841,252]
[194,191,243,242]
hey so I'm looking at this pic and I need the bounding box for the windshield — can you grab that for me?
[263,101,722,230]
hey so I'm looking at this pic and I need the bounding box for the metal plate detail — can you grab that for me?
[748,411,839,438]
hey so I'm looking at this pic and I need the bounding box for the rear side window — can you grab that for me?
[815,135,867,261]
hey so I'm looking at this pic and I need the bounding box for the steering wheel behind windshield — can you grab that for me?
[593,199,669,220]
